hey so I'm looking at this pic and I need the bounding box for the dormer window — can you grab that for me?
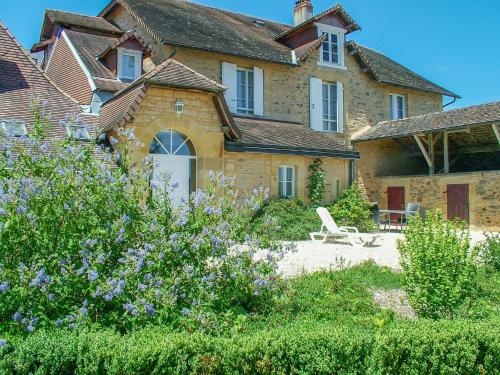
[317,24,346,69]
[1,119,27,137]
[117,48,142,81]
[66,124,92,140]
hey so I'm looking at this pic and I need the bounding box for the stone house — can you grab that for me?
[28,0,498,228]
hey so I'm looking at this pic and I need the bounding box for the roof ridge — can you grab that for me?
[0,20,80,107]
[46,8,113,20]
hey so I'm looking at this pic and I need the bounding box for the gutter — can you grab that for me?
[225,141,360,159]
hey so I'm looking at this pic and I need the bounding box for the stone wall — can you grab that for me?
[106,4,443,147]
[125,87,351,204]
[375,172,500,231]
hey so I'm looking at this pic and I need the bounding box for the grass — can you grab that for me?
[246,261,402,333]
[245,261,499,334]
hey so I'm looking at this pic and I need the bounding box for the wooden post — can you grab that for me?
[428,133,434,175]
[443,131,449,174]
[413,135,432,168]
[493,124,500,145]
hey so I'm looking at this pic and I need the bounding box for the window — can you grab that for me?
[0,119,27,137]
[237,68,254,114]
[321,32,339,64]
[390,94,406,120]
[317,24,346,69]
[117,48,142,81]
[66,124,91,140]
[278,166,295,198]
[322,82,338,131]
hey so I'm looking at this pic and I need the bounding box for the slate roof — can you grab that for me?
[226,116,359,159]
[100,58,226,130]
[347,41,459,98]
[353,101,500,141]
[41,9,122,40]
[103,0,294,65]
[0,21,93,140]
[64,29,119,80]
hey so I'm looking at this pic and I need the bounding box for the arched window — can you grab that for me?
[149,130,197,204]
[149,129,196,156]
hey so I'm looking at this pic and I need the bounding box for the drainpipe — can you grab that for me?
[443,97,456,109]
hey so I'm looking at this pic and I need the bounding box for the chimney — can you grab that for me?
[294,0,313,26]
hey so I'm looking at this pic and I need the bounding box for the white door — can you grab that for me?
[152,155,191,206]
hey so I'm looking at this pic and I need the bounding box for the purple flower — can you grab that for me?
[79,306,88,316]
[16,205,27,215]
[181,308,191,316]
[30,268,51,288]
[0,339,6,349]
[48,293,56,301]
[145,304,155,317]
[55,319,64,327]
[0,208,7,216]
[13,311,22,322]
[104,293,113,302]
[88,270,99,281]
[0,281,9,293]
[110,136,118,146]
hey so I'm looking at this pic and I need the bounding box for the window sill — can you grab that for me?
[317,61,347,70]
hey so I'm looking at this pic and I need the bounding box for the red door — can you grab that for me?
[447,184,469,223]
[387,186,405,223]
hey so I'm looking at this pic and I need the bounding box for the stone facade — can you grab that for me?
[124,87,350,203]
[375,172,499,232]
[106,4,442,147]
[354,140,500,231]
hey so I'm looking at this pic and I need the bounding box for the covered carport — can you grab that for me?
[353,101,500,231]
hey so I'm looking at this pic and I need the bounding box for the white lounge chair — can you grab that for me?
[309,207,380,246]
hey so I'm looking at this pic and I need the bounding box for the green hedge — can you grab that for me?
[1,320,498,374]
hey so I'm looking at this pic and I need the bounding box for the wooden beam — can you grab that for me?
[413,135,432,167]
[493,124,500,145]
[428,133,435,175]
[444,131,449,174]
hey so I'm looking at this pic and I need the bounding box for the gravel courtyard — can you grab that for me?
[279,231,489,277]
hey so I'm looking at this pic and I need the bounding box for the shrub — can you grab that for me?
[397,211,478,319]
[0,103,288,334]
[307,158,326,205]
[251,199,320,241]
[1,320,498,374]
[329,183,375,232]
[476,232,500,271]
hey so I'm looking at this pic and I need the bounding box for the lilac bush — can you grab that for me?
[0,104,288,334]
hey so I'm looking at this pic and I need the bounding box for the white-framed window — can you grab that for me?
[237,68,255,115]
[278,165,295,198]
[222,63,264,116]
[310,77,344,133]
[117,48,142,81]
[66,124,92,140]
[0,119,27,137]
[322,82,338,131]
[317,24,346,69]
[390,94,406,120]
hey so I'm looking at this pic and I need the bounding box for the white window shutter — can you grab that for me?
[222,62,237,113]
[253,66,264,116]
[134,52,143,79]
[389,94,395,119]
[337,81,344,133]
[310,77,322,131]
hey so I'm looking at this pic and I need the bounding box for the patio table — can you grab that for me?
[379,210,417,231]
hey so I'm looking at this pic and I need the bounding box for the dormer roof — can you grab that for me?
[275,4,360,42]
[40,9,122,40]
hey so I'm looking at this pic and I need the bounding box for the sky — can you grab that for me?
[1,0,499,110]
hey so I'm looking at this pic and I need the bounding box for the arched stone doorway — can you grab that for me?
[149,129,197,206]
